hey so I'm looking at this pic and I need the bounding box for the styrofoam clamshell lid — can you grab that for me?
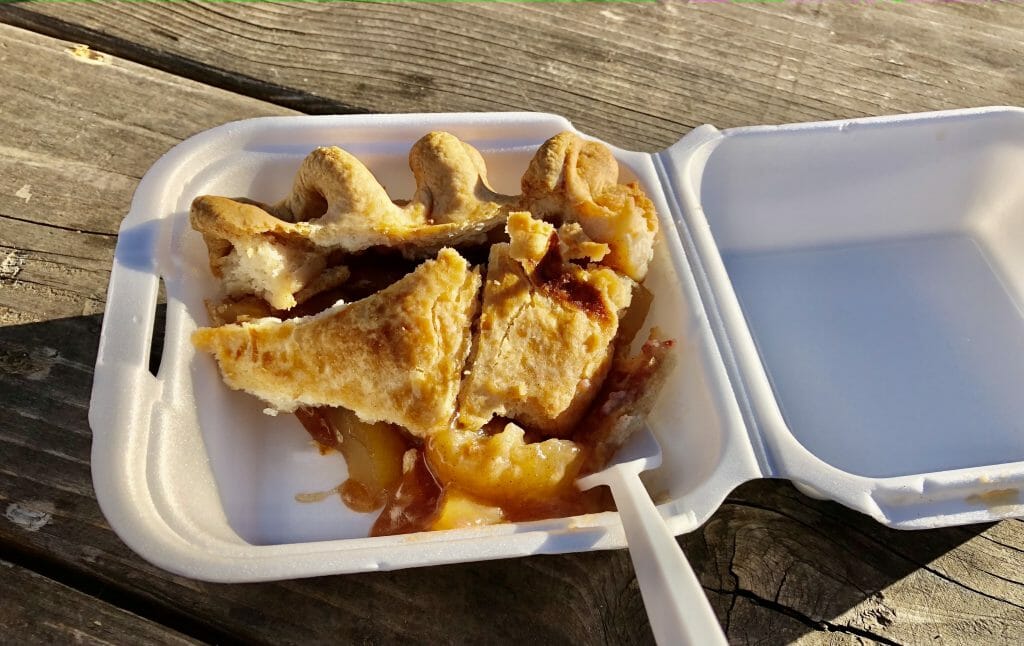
[658,106,1024,529]
[89,108,1024,583]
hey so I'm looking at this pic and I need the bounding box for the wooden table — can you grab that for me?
[2,3,1023,644]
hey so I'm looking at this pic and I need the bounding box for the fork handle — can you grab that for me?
[607,467,729,646]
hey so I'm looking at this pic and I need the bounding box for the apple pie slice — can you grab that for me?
[190,130,677,537]
[192,248,480,437]
[456,212,635,436]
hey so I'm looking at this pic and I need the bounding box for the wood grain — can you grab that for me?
[0,559,200,646]
[1,1,1022,152]
[0,21,292,325]
[1,8,1024,646]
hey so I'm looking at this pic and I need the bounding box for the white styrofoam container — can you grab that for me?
[90,107,1024,582]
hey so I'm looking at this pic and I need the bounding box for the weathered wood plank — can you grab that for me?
[1,10,1023,646]
[0,22,292,325]
[0,2,1021,152]
[711,485,1024,644]
[0,559,201,646]
[0,21,294,241]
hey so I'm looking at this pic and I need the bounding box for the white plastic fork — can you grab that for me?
[577,428,728,646]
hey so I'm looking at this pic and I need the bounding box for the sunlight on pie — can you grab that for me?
[190,131,675,535]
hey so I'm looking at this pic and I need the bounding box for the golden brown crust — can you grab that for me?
[520,132,658,281]
[456,213,633,436]
[190,196,338,311]
[190,130,659,312]
[519,132,618,216]
[269,132,517,253]
[191,195,297,240]
[190,132,523,311]
[408,132,514,225]
[192,249,481,437]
